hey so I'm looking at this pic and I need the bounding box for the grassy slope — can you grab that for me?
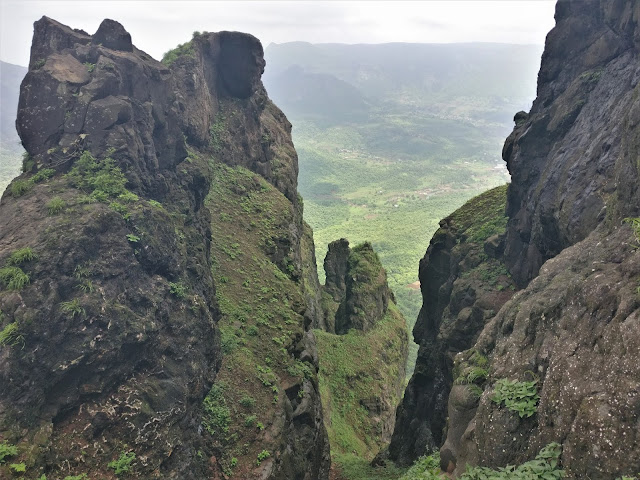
[315,303,406,459]
[205,163,312,477]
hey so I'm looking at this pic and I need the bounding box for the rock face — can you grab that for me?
[387,186,517,466]
[321,240,392,334]
[0,16,328,480]
[454,225,640,478]
[502,0,640,287]
[391,1,640,478]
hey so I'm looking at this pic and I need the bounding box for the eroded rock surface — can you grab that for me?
[387,186,516,466]
[1,16,328,480]
[390,1,640,478]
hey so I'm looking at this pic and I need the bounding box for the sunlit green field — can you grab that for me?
[294,114,510,373]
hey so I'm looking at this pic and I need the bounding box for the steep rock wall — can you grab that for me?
[391,1,640,478]
[0,17,329,480]
[503,0,640,286]
[387,186,517,466]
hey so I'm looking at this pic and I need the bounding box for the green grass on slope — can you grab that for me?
[315,303,406,459]
[295,117,510,375]
[205,162,312,478]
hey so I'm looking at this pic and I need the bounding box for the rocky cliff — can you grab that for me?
[390,1,640,478]
[387,186,517,466]
[0,17,329,480]
[315,240,408,460]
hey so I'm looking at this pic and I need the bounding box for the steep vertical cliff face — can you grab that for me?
[503,0,640,287]
[387,186,517,466]
[391,1,640,478]
[0,17,328,480]
[322,240,393,335]
[448,2,640,476]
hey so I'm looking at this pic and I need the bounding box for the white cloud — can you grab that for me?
[0,0,555,66]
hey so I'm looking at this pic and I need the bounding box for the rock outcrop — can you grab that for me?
[0,16,329,480]
[390,1,640,478]
[321,240,393,334]
[502,0,640,287]
[315,240,407,458]
[387,186,517,466]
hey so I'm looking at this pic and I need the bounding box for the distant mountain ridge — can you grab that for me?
[264,41,543,125]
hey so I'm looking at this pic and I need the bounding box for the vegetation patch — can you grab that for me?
[399,452,441,479]
[161,32,201,65]
[0,441,18,463]
[9,167,55,197]
[454,349,489,392]
[0,322,22,347]
[108,450,136,475]
[7,247,36,266]
[315,302,406,459]
[331,453,408,480]
[0,266,29,290]
[459,443,563,479]
[203,162,312,475]
[66,150,128,199]
[491,377,539,418]
[46,196,66,215]
[203,383,231,438]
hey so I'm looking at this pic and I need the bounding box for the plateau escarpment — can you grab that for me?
[389,1,640,478]
[0,17,329,480]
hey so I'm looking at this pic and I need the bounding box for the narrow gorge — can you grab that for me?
[1,1,639,479]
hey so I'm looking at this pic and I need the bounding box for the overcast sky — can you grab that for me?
[0,1,556,67]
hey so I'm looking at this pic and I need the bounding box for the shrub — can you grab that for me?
[203,383,231,437]
[0,440,18,463]
[7,247,36,265]
[239,394,256,409]
[22,152,35,172]
[0,266,30,290]
[169,281,187,298]
[624,217,640,245]
[244,414,257,427]
[162,40,195,65]
[399,452,440,480]
[491,377,539,418]
[47,197,66,215]
[31,168,55,183]
[118,191,139,203]
[66,151,127,198]
[459,443,564,479]
[256,450,270,465]
[10,462,26,473]
[11,179,32,197]
[0,322,22,347]
[59,299,85,318]
[108,451,135,475]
